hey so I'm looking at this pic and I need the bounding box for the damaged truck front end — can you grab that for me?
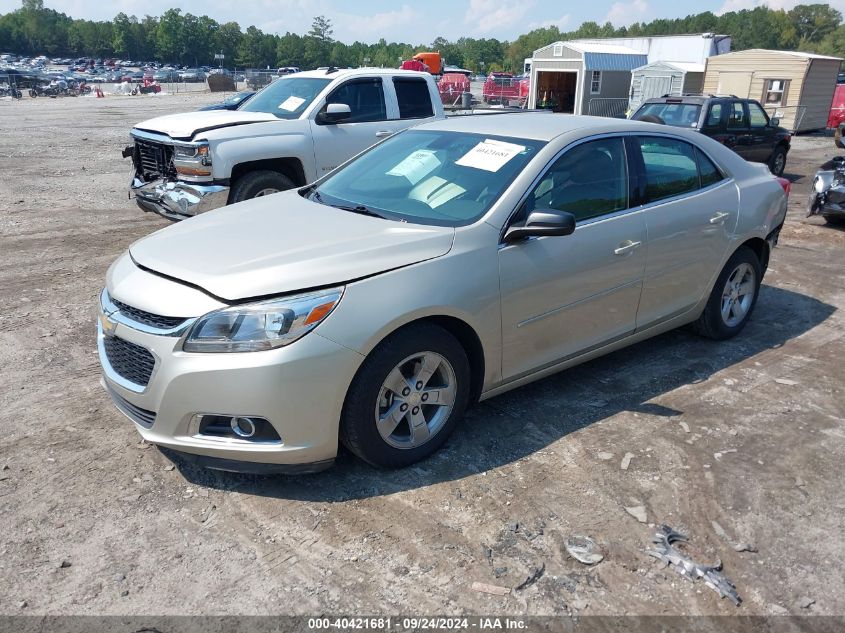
[808,155,845,226]
[125,129,229,221]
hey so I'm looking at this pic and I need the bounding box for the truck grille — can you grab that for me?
[103,335,156,387]
[134,138,175,181]
[111,297,187,331]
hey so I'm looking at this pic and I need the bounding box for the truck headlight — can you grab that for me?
[174,142,212,177]
[183,287,343,353]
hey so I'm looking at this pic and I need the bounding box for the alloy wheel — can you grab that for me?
[720,262,756,327]
[375,351,457,450]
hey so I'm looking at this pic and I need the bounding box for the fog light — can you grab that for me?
[192,414,281,443]
[231,416,256,438]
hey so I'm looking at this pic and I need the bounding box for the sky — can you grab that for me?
[2,0,844,44]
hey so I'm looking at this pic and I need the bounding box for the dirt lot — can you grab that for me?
[0,93,843,618]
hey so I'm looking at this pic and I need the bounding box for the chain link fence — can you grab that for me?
[763,105,807,133]
[587,98,629,118]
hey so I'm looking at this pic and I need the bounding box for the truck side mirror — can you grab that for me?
[770,117,780,127]
[317,103,352,124]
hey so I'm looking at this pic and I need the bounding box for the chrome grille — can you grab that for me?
[104,382,156,428]
[111,297,187,330]
[134,138,175,181]
[103,336,155,387]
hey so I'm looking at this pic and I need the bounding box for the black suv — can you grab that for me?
[631,95,791,176]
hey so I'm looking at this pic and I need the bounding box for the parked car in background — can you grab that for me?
[101,114,788,473]
[198,90,256,111]
[178,68,207,82]
[631,95,791,176]
[125,68,448,220]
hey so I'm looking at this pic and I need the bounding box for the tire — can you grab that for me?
[768,145,787,176]
[692,246,762,341]
[340,323,471,468]
[229,170,295,203]
[29,89,36,98]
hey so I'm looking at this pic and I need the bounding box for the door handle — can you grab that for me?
[709,212,730,225]
[375,130,393,138]
[614,240,642,256]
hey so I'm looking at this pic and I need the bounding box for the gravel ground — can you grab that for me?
[0,92,843,617]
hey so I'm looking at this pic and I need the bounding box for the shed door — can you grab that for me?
[642,75,674,101]
[716,72,752,98]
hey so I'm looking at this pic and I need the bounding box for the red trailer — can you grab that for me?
[828,83,845,129]
[438,72,470,105]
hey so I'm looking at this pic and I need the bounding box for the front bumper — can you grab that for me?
[97,305,365,471]
[130,174,229,221]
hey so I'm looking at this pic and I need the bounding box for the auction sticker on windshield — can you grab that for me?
[387,150,441,184]
[279,96,306,111]
[456,139,526,172]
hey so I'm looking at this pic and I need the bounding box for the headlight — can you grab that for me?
[183,287,343,353]
[174,142,211,177]
[814,171,834,194]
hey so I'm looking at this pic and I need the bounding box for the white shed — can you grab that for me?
[629,61,705,111]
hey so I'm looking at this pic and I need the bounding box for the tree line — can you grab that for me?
[1,0,843,72]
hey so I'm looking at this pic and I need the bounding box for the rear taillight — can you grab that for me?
[777,177,791,197]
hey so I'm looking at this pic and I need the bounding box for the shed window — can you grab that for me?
[763,79,787,107]
[590,71,602,94]
[552,44,564,57]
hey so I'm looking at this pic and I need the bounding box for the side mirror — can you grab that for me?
[317,102,352,124]
[504,209,576,243]
[770,117,780,127]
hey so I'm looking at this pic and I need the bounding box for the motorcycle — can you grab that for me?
[131,80,161,95]
[807,125,845,225]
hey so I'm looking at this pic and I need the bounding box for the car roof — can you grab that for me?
[418,113,697,142]
[292,68,431,80]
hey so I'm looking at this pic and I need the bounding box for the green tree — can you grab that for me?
[789,4,842,43]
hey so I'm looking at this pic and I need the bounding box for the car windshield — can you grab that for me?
[634,103,703,128]
[311,130,545,226]
[240,77,331,119]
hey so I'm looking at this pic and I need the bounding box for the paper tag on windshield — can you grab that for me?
[456,139,525,172]
[387,150,441,185]
[279,96,306,111]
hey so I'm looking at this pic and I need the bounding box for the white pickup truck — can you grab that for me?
[125,68,448,220]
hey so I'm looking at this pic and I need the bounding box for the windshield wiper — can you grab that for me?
[331,204,385,219]
[308,189,385,219]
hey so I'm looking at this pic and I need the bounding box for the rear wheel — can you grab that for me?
[692,246,761,340]
[340,323,471,468]
[229,170,295,203]
[769,145,787,176]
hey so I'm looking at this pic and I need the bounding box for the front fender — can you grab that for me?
[205,123,316,182]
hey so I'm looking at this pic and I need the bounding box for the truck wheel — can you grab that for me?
[230,170,295,203]
[768,145,787,176]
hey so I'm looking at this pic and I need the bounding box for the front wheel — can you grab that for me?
[692,246,761,340]
[340,323,471,468]
[229,170,295,203]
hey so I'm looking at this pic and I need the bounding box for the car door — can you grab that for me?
[498,136,647,381]
[309,77,402,177]
[725,100,753,160]
[747,101,775,163]
[632,135,738,329]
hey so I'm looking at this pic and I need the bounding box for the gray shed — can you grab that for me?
[629,61,705,112]
[529,42,647,116]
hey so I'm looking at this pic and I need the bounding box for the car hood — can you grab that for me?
[133,110,279,140]
[129,192,456,301]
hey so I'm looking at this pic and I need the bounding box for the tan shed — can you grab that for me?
[703,49,841,132]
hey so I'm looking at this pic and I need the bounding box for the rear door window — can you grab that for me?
[638,136,700,202]
[393,78,434,119]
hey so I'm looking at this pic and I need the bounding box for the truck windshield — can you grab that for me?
[240,77,332,119]
[311,130,545,227]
